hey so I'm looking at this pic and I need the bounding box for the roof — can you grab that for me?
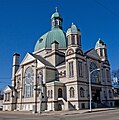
[67,23,80,33]
[95,38,106,48]
[51,7,62,20]
[8,85,14,90]
[31,53,54,67]
[34,28,67,52]
[84,48,101,60]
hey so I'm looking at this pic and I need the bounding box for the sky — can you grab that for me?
[0,0,119,90]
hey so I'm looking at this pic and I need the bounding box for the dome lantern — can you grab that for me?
[51,7,63,29]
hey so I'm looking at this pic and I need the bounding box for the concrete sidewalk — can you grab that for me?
[41,108,117,116]
[0,108,117,116]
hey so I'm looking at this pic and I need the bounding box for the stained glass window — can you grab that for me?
[24,67,34,98]
[90,62,99,83]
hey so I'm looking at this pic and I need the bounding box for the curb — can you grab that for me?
[0,108,117,116]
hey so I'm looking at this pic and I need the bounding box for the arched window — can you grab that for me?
[70,87,75,98]
[24,67,34,98]
[80,87,85,97]
[90,62,99,83]
[58,88,62,98]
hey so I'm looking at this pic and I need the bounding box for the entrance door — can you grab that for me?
[58,104,62,111]
[92,90,101,103]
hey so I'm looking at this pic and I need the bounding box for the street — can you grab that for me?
[0,109,119,120]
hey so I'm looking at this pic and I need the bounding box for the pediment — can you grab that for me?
[20,53,36,65]
[4,86,12,92]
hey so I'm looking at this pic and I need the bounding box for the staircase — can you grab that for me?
[58,98,75,110]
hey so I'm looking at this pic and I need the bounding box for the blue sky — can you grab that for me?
[0,0,119,90]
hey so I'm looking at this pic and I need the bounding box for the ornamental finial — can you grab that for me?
[55,7,58,12]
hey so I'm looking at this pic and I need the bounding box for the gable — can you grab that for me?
[20,53,36,65]
[4,86,12,92]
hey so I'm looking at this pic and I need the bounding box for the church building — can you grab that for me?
[3,8,114,112]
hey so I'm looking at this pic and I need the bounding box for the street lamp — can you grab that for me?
[89,68,100,111]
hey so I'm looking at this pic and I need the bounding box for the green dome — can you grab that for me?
[67,23,79,33]
[95,38,106,48]
[34,28,67,52]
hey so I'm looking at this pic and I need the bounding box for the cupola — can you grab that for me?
[95,38,107,61]
[51,7,63,29]
[66,23,81,48]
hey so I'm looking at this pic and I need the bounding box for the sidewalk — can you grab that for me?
[0,108,117,116]
[41,107,117,116]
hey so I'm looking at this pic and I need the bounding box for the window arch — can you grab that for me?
[58,88,62,98]
[70,87,75,98]
[66,48,74,56]
[24,67,34,98]
[80,87,85,97]
[90,62,99,83]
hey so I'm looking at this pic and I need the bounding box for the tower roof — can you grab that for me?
[51,7,62,20]
[95,38,106,48]
[66,23,80,34]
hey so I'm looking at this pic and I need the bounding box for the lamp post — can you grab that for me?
[89,68,100,111]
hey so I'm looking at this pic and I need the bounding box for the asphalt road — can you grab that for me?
[0,109,119,120]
